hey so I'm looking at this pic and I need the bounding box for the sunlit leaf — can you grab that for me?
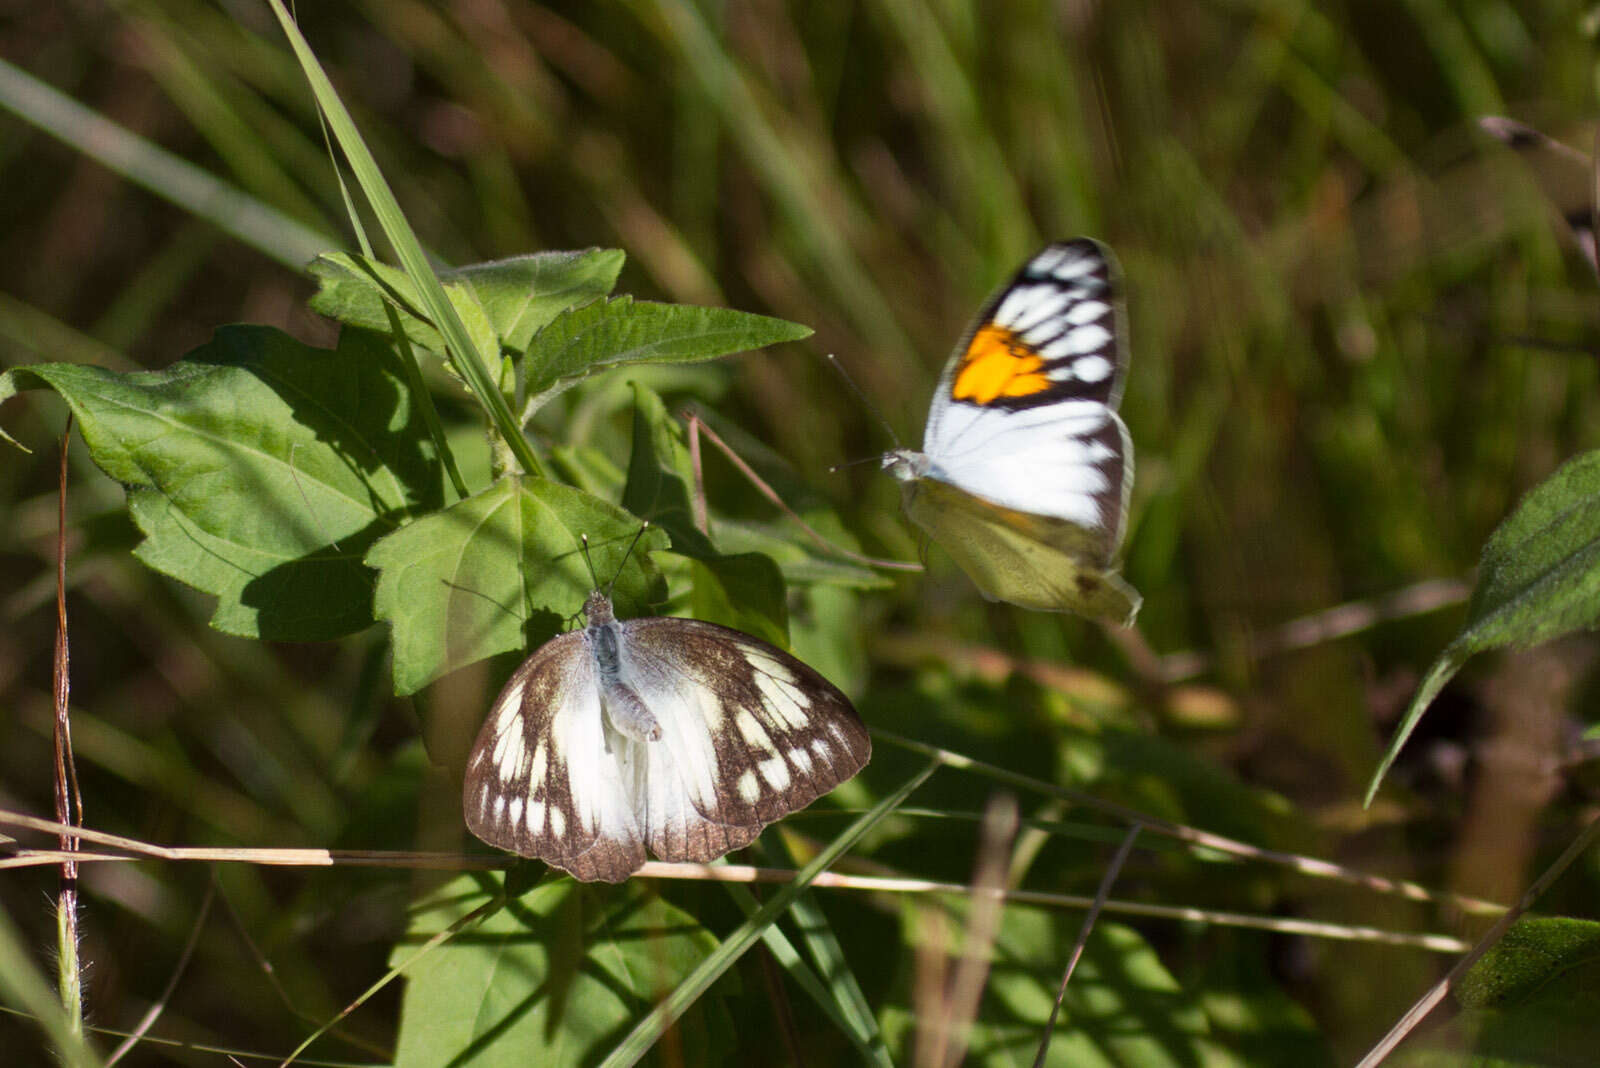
[307,248,625,358]
[366,475,665,694]
[523,296,810,411]
[0,325,440,639]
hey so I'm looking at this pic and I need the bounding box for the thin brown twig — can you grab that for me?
[0,811,1467,952]
[910,906,949,1067]
[681,410,922,571]
[686,410,709,534]
[2,786,1498,919]
[1155,578,1470,683]
[1033,823,1142,1068]
[872,730,1505,917]
[52,415,84,1037]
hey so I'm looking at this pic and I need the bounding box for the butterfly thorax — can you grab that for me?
[582,592,662,743]
[882,448,929,483]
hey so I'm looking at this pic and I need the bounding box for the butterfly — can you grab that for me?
[463,582,872,882]
[882,239,1141,624]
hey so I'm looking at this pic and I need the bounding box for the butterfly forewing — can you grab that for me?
[463,633,647,883]
[921,240,1131,538]
[619,617,871,862]
[932,239,1126,423]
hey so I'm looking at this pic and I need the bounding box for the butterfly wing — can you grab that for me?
[923,239,1131,537]
[902,475,1141,624]
[462,633,647,883]
[613,617,871,864]
[908,239,1138,618]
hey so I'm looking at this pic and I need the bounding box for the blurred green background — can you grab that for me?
[5,0,1600,1063]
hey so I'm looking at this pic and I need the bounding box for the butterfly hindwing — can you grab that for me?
[902,476,1141,624]
[463,633,646,883]
[618,616,871,862]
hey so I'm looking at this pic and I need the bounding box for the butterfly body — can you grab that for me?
[885,239,1141,624]
[464,589,870,882]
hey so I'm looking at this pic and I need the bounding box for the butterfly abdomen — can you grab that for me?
[588,621,662,742]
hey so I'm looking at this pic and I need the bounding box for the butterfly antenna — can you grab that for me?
[604,522,652,597]
[578,534,599,590]
[824,353,900,449]
[828,454,889,474]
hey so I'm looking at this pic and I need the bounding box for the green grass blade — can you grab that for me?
[601,756,942,1067]
[783,888,887,1062]
[721,881,892,1067]
[634,0,911,362]
[261,0,544,478]
[0,58,331,271]
[0,904,104,1067]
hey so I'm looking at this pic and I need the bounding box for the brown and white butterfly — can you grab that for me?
[463,587,871,882]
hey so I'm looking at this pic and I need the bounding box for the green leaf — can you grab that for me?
[391,875,730,1068]
[1393,917,1600,1066]
[366,476,666,694]
[524,297,811,410]
[0,326,440,640]
[621,383,790,645]
[710,517,892,590]
[620,381,713,557]
[1368,449,1600,803]
[307,248,625,356]
[685,552,789,649]
[1458,917,1600,1009]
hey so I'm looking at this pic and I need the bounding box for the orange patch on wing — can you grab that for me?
[950,325,1051,403]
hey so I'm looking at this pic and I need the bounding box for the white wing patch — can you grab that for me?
[884,238,1141,620]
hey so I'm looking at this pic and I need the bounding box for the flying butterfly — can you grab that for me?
[462,543,871,883]
[882,239,1141,624]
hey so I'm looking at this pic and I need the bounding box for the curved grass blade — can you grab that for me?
[600,755,942,1067]
[720,880,892,1067]
[262,0,544,478]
